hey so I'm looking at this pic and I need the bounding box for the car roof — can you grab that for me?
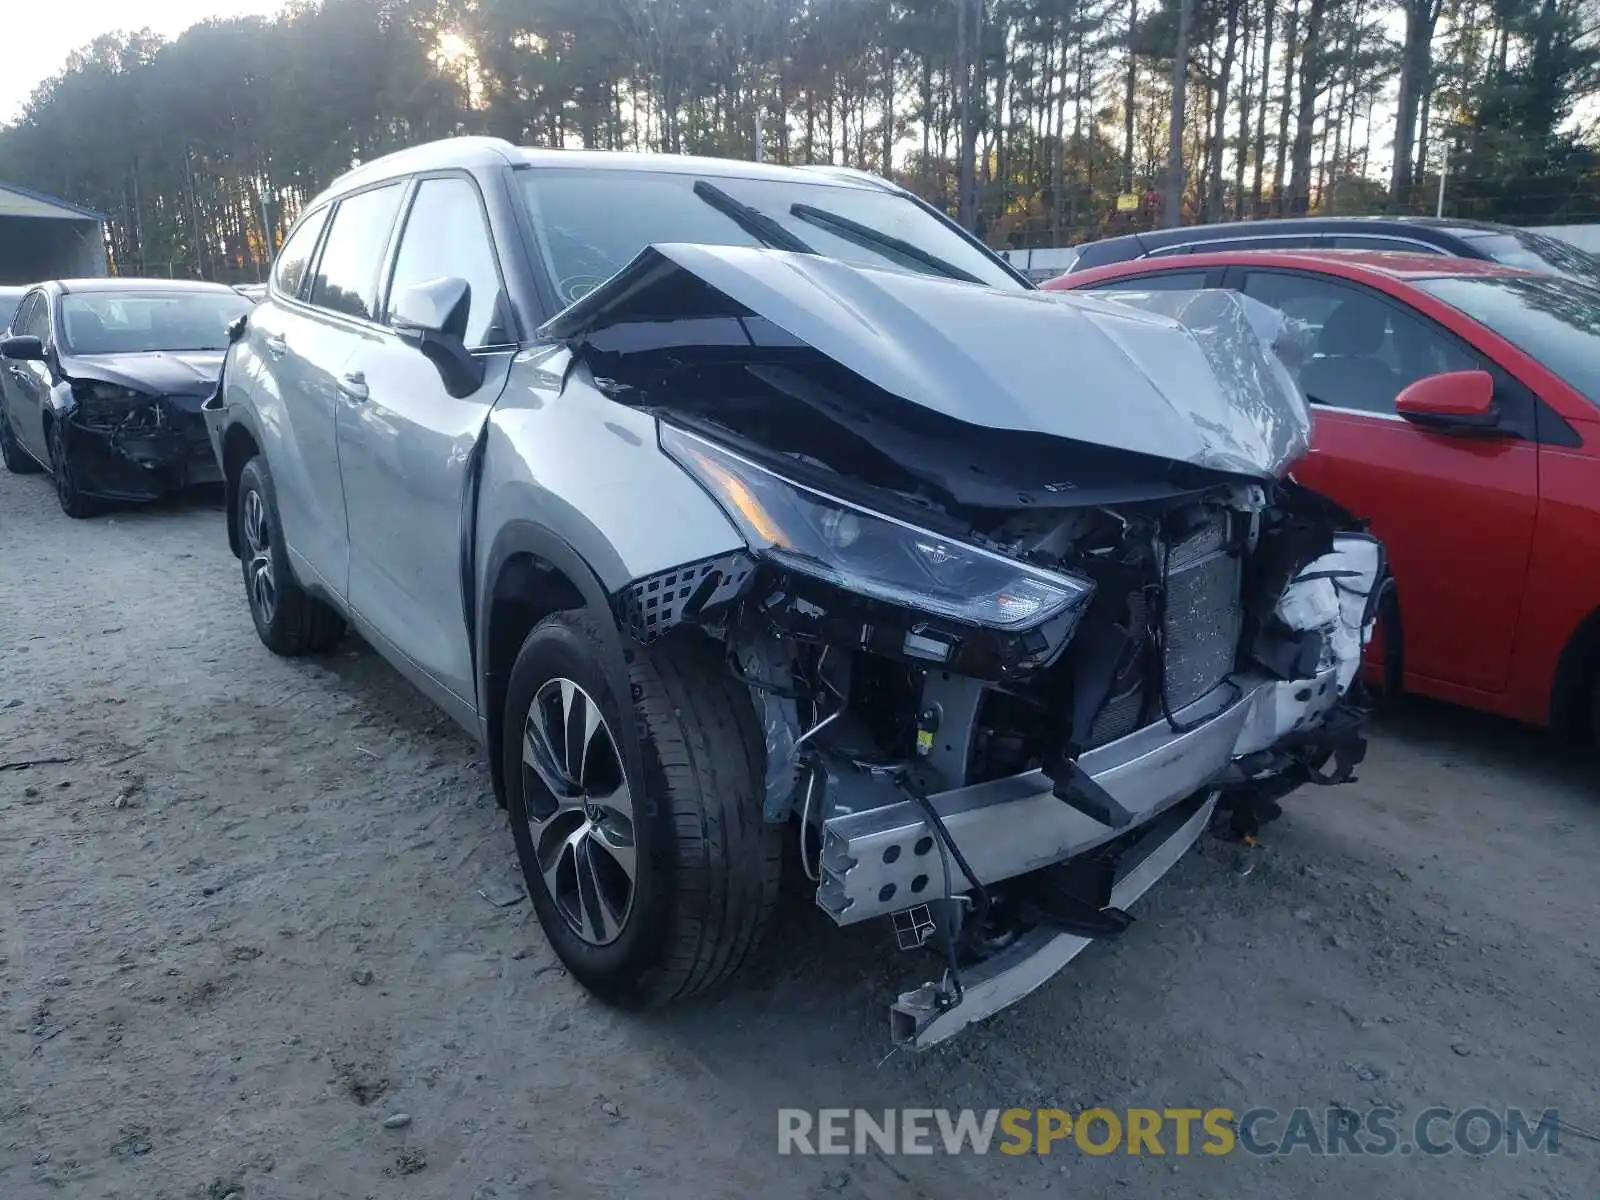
[1092,214,1524,250]
[42,277,243,296]
[1055,248,1547,288]
[319,136,901,206]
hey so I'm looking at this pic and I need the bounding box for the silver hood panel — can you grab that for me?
[541,244,1311,479]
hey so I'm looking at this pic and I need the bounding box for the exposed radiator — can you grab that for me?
[1161,518,1242,711]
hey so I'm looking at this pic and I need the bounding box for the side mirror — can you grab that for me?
[1394,369,1499,432]
[0,334,45,362]
[226,314,249,345]
[391,277,484,397]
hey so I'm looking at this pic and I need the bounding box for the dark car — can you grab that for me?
[0,278,252,516]
[1059,216,1600,287]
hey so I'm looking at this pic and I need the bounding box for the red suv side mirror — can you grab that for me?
[1394,369,1499,432]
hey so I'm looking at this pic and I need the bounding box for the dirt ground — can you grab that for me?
[0,463,1596,1200]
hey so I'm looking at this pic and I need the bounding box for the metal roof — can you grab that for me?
[0,181,107,222]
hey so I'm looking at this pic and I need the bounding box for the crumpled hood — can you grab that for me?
[63,350,226,401]
[542,244,1311,479]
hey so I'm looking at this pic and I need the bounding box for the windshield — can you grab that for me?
[1460,229,1600,288]
[0,293,21,332]
[59,291,252,356]
[1417,273,1600,406]
[517,167,1025,309]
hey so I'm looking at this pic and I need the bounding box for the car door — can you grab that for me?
[249,184,406,602]
[336,173,517,711]
[4,291,53,462]
[1224,265,1540,695]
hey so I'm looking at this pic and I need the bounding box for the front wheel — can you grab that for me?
[236,456,345,655]
[48,420,100,517]
[0,401,40,474]
[503,612,783,1007]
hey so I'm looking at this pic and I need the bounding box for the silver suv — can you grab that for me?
[206,137,1386,1046]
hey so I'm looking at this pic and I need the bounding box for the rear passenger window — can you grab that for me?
[1089,272,1211,293]
[273,206,329,299]
[310,184,405,321]
[386,177,509,348]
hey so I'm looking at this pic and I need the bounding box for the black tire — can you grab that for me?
[47,419,100,518]
[503,612,783,1007]
[0,401,40,474]
[237,455,345,655]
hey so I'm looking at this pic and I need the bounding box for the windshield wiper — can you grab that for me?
[788,202,987,285]
[692,180,816,255]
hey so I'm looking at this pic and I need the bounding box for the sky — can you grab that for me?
[1,0,286,124]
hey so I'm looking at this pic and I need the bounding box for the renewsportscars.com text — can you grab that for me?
[777,1106,1562,1157]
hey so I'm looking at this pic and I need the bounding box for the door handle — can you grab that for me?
[338,371,369,403]
[265,334,288,360]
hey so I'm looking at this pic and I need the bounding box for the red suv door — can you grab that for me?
[1225,265,1540,699]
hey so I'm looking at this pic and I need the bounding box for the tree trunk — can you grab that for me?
[1272,0,1300,213]
[1288,0,1325,212]
[1389,0,1440,203]
[1207,0,1242,220]
[956,0,977,226]
[1233,0,1255,218]
[1251,0,1277,213]
[1165,0,1192,227]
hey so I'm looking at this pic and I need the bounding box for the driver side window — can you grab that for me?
[1241,270,1476,414]
[17,293,50,341]
[385,177,510,349]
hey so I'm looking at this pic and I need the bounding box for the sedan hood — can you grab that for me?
[542,244,1311,480]
[62,350,226,400]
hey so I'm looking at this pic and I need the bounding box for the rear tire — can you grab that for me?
[237,455,345,655]
[48,420,100,518]
[0,401,40,474]
[503,612,783,1007]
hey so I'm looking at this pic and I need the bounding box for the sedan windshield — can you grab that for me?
[517,167,1025,309]
[59,290,253,356]
[1417,273,1600,406]
[0,292,21,332]
[1460,229,1600,288]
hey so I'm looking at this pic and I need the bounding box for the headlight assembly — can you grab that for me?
[70,381,163,429]
[662,424,1094,634]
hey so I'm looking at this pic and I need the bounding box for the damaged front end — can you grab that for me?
[551,246,1388,1047]
[60,379,221,499]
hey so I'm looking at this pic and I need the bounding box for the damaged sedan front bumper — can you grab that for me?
[62,395,220,500]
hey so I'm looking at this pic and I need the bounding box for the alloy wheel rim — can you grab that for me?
[521,678,638,946]
[242,488,277,624]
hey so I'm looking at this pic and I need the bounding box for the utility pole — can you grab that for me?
[955,0,976,230]
[1435,137,1449,218]
[183,145,206,280]
[1123,0,1138,194]
[1164,0,1192,228]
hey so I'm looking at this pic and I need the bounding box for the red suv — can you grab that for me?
[1048,250,1600,741]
